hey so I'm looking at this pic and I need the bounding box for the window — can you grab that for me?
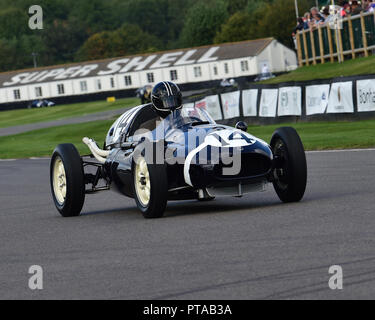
[110,77,115,88]
[147,73,154,83]
[194,66,202,78]
[241,60,249,72]
[213,65,218,76]
[96,79,102,90]
[57,84,65,95]
[224,63,229,74]
[124,75,132,86]
[170,70,178,81]
[35,87,42,97]
[80,81,88,92]
[13,89,21,100]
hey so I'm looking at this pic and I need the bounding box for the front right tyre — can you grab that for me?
[270,127,307,203]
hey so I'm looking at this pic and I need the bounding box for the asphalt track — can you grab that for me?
[0,150,375,300]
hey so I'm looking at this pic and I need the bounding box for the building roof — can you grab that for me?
[0,38,274,87]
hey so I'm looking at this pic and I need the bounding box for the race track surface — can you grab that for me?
[0,150,375,300]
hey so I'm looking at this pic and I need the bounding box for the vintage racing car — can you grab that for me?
[50,82,307,219]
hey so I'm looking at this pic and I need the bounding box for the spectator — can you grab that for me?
[321,6,330,19]
[363,0,375,12]
[350,0,363,15]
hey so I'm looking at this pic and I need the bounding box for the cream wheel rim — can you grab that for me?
[53,157,67,205]
[135,157,151,207]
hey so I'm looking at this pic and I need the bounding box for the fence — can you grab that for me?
[296,11,375,66]
[183,74,375,126]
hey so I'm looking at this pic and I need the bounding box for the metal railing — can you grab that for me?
[296,11,375,66]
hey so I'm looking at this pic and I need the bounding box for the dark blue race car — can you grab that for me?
[50,85,307,219]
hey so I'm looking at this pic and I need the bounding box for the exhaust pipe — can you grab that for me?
[82,137,110,164]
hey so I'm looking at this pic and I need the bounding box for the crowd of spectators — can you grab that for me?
[292,0,375,37]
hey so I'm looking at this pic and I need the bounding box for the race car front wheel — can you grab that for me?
[271,127,307,203]
[50,144,85,217]
[132,156,168,219]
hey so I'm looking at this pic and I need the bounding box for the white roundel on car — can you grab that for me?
[205,129,256,148]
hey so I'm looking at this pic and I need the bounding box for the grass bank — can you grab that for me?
[263,55,375,84]
[1,119,375,159]
[0,97,138,129]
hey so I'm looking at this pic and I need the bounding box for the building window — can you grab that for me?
[224,63,229,74]
[57,84,65,95]
[124,76,132,86]
[241,60,249,72]
[13,89,21,100]
[96,79,102,90]
[194,66,202,78]
[110,77,115,88]
[35,87,42,97]
[147,73,154,83]
[213,65,218,76]
[170,70,178,81]
[80,81,88,92]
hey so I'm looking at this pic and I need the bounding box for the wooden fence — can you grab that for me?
[296,11,375,66]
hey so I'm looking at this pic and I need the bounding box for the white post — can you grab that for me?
[295,0,299,19]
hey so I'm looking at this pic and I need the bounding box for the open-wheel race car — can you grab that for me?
[50,82,307,219]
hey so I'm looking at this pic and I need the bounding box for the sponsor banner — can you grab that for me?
[259,89,278,117]
[357,79,375,112]
[327,81,354,113]
[195,94,222,121]
[305,84,330,115]
[242,89,258,117]
[278,86,302,116]
[221,91,241,119]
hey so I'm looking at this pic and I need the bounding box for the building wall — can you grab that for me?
[0,42,297,105]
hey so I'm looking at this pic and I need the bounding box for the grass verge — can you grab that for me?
[0,97,139,129]
[263,55,375,84]
[0,119,375,159]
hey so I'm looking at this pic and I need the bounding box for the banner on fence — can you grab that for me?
[195,94,223,121]
[357,79,375,112]
[278,86,302,116]
[221,91,240,119]
[242,89,258,117]
[327,82,354,113]
[305,84,330,115]
[259,89,278,117]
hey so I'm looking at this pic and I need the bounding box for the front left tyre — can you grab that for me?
[50,144,85,217]
[132,156,168,219]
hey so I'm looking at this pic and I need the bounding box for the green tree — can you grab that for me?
[179,0,229,47]
[76,24,160,61]
[0,7,29,39]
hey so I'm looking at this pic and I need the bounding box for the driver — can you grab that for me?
[151,81,183,118]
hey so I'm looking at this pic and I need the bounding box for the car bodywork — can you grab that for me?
[84,103,274,201]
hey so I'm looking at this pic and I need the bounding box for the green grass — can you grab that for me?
[1,118,375,159]
[0,97,139,129]
[263,55,375,84]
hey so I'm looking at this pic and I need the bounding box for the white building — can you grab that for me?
[0,38,297,106]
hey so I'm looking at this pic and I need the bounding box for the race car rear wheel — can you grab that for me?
[132,156,168,219]
[271,127,307,203]
[50,144,85,217]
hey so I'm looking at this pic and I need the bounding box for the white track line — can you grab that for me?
[306,148,375,154]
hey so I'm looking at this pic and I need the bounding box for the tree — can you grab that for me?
[76,24,160,61]
[0,7,29,39]
[179,0,229,47]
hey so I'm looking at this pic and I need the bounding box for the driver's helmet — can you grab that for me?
[151,81,182,118]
